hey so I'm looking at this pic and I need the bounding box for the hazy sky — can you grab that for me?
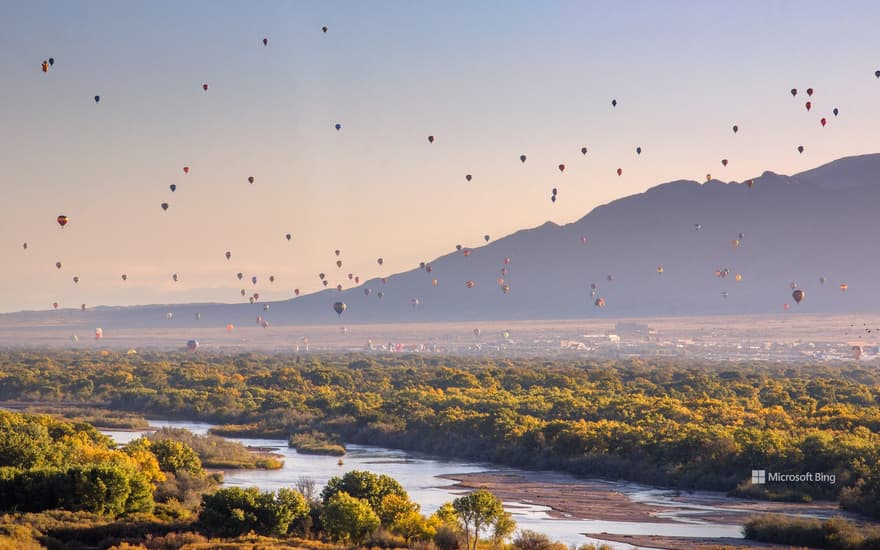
[3,0,880,313]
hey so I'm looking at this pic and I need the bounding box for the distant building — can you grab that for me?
[613,321,658,341]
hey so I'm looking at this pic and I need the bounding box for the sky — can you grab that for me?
[2,0,880,313]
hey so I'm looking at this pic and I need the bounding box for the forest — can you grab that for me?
[0,350,878,528]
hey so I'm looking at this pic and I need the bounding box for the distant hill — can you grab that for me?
[6,153,879,329]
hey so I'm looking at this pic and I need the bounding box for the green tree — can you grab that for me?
[320,491,380,544]
[321,469,408,513]
[149,439,202,476]
[198,486,308,536]
[452,489,505,550]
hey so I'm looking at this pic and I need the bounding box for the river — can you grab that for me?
[104,419,743,548]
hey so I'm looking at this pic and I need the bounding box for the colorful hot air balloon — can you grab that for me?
[501,284,510,294]
[187,339,199,352]
[333,302,346,316]
[95,328,102,339]
[42,61,48,73]
[792,289,805,304]
[226,323,234,331]
[465,280,475,288]
[57,215,69,228]
[595,297,605,307]
[657,266,663,274]
[520,154,526,163]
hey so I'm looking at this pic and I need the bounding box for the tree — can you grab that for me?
[198,486,308,536]
[149,439,202,476]
[321,469,408,512]
[452,489,505,550]
[320,491,380,544]
[490,511,516,548]
[378,492,419,526]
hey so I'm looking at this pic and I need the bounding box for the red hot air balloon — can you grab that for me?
[183,166,190,174]
[558,164,565,172]
[722,159,728,167]
[203,83,209,91]
[616,168,622,176]
[248,176,254,184]
[820,117,827,127]
[57,215,69,228]
[805,101,812,111]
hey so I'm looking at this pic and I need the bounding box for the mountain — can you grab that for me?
[6,154,880,329]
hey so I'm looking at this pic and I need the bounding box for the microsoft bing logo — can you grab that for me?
[752,469,766,484]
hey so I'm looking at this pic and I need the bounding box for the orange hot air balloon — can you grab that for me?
[732,239,740,248]
[616,168,622,176]
[42,61,48,73]
[657,266,663,274]
[57,215,69,228]
[226,323,234,331]
[465,280,475,288]
[595,297,605,307]
[735,274,743,282]
[497,278,504,285]
[839,283,848,292]
[432,278,438,286]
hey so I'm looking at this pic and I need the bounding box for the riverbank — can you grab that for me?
[439,470,857,531]
[584,533,792,549]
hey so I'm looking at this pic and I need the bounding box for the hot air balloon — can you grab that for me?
[551,188,557,195]
[335,123,341,131]
[456,244,462,251]
[377,258,384,266]
[484,235,490,242]
[706,174,712,181]
[636,147,642,155]
[694,223,702,231]
[722,159,729,167]
[226,323,234,331]
[95,328,103,340]
[333,302,346,316]
[820,117,827,127]
[263,37,268,46]
[323,280,329,287]
[806,88,814,96]
[595,297,605,307]
[465,174,472,182]
[607,274,614,282]
[791,88,798,97]
[294,289,300,296]
[42,61,48,73]
[520,154,526,163]
[377,291,384,299]
[237,272,243,280]
[551,196,556,203]
[790,282,798,289]
[840,283,848,292]
[251,276,257,285]
[616,168,622,176]
[428,135,434,143]
[319,273,325,280]
[503,257,511,264]
[248,176,254,184]
[558,164,565,172]
[53,302,58,310]
[249,297,255,303]
[462,249,471,257]
[797,145,804,154]
[187,339,199,352]
[172,273,178,282]
[732,239,740,248]
[581,147,587,156]
[335,249,341,257]
[170,184,176,192]
[497,277,504,286]
[411,298,420,308]
[735,274,743,282]
[322,26,328,33]
[721,291,729,299]
[833,108,839,117]
[473,328,480,337]
[121,274,127,281]
[590,282,598,290]
[183,166,190,174]
[805,101,812,111]
[225,251,231,260]
[56,261,62,270]
[336,260,343,268]
[195,312,201,320]
[354,276,359,283]
[202,83,209,91]
[792,289,805,303]
[819,276,826,285]
[161,202,169,211]
[425,265,433,273]
[732,125,738,133]
[465,280,475,288]
[432,278,439,286]
[22,242,27,250]
[336,284,343,291]
[286,233,292,241]
[73,276,79,283]
[501,284,510,294]
[57,215,69,228]
[48,58,54,66]
[746,179,755,188]
[240,289,246,296]
[657,266,663,274]
[783,303,790,311]
[269,275,275,283]
[94,95,100,103]
[364,288,371,296]
[738,232,745,240]
[611,99,617,107]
